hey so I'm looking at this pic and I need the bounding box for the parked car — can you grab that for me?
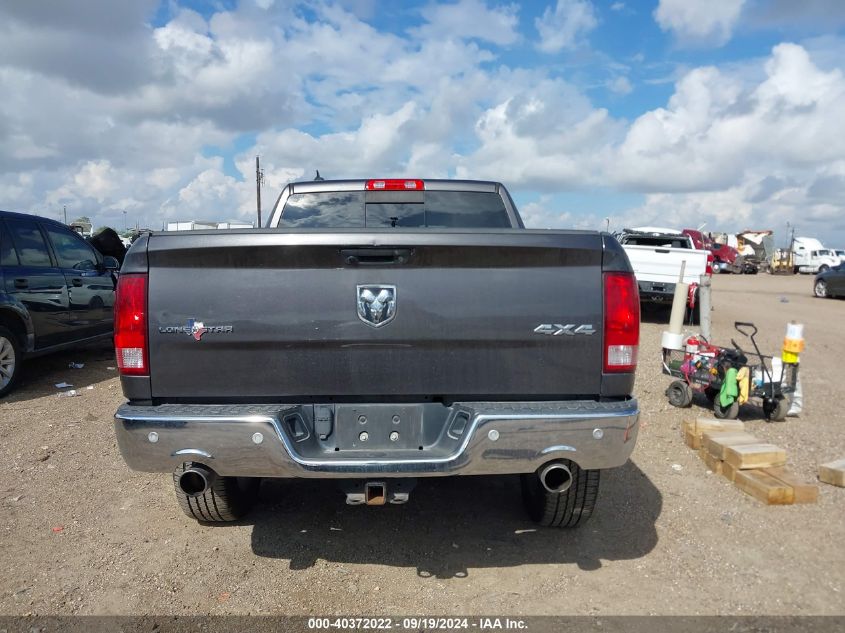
[0,210,119,396]
[813,264,845,299]
[112,178,641,527]
[618,227,711,322]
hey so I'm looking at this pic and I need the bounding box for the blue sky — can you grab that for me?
[1,0,845,243]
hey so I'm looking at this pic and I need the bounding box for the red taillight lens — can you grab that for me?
[604,272,640,373]
[114,273,148,376]
[706,252,714,276]
[366,179,424,190]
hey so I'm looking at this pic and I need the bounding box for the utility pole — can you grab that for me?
[63,205,67,224]
[123,210,127,230]
[255,156,264,228]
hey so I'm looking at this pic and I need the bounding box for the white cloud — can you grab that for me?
[612,44,845,191]
[1,1,844,245]
[535,0,598,53]
[414,0,520,46]
[608,76,633,94]
[654,0,746,46]
[610,2,625,11]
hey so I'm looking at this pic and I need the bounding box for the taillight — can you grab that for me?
[114,273,148,376]
[604,272,640,373]
[366,179,424,190]
[706,252,714,276]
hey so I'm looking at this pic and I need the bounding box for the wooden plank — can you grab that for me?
[699,447,723,475]
[818,458,845,487]
[694,417,745,437]
[724,444,787,470]
[702,432,760,459]
[733,469,794,505]
[684,429,700,450]
[761,467,819,504]
[722,460,738,482]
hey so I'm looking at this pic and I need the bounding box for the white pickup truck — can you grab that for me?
[616,227,711,320]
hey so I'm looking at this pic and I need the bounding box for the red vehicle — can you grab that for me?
[683,229,744,274]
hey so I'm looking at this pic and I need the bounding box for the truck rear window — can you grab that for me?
[623,235,690,248]
[279,191,511,228]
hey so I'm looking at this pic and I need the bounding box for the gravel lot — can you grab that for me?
[1,273,843,616]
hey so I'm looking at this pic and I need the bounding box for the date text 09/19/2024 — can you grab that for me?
[306,617,528,630]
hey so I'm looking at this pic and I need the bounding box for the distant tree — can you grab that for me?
[73,216,92,224]
[93,226,111,236]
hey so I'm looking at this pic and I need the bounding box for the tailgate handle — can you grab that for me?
[341,248,413,266]
[655,248,670,253]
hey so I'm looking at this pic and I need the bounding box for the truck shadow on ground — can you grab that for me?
[8,342,117,403]
[248,460,661,578]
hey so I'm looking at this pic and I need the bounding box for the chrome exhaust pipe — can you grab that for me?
[538,462,573,494]
[178,465,216,497]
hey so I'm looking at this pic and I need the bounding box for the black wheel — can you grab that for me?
[765,397,789,422]
[0,325,22,398]
[814,279,828,298]
[713,399,739,419]
[819,265,830,273]
[704,386,719,403]
[521,460,600,528]
[666,380,693,407]
[173,462,260,522]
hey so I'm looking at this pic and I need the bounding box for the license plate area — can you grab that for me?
[335,404,424,451]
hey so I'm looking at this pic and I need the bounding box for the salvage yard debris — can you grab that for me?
[682,416,818,505]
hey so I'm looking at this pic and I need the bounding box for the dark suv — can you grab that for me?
[0,210,119,396]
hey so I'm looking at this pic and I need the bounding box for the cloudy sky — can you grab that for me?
[2,0,845,245]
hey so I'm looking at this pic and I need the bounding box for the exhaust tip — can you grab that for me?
[178,466,215,497]
[539,462,573,494]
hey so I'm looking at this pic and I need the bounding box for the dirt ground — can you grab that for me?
[1,273,843,616]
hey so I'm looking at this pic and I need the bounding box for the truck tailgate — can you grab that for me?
[145,230,604,400]
[622,245,707,285]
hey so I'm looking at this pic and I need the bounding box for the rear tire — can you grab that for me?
[713,400,739,419]
[666,380,693,407]
[814,280,828,298]
[173,463,260,522]
[0,326,22,398]
[765,397,789,422]
[521,460,600,528]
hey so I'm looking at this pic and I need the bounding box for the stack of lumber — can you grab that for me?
[682,417,819,505]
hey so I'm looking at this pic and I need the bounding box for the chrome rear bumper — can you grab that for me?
[114,399,639,478]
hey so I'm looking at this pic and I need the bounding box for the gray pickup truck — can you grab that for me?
[113,179,640,528]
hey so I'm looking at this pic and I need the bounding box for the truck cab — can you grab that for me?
[793,237,839,274]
